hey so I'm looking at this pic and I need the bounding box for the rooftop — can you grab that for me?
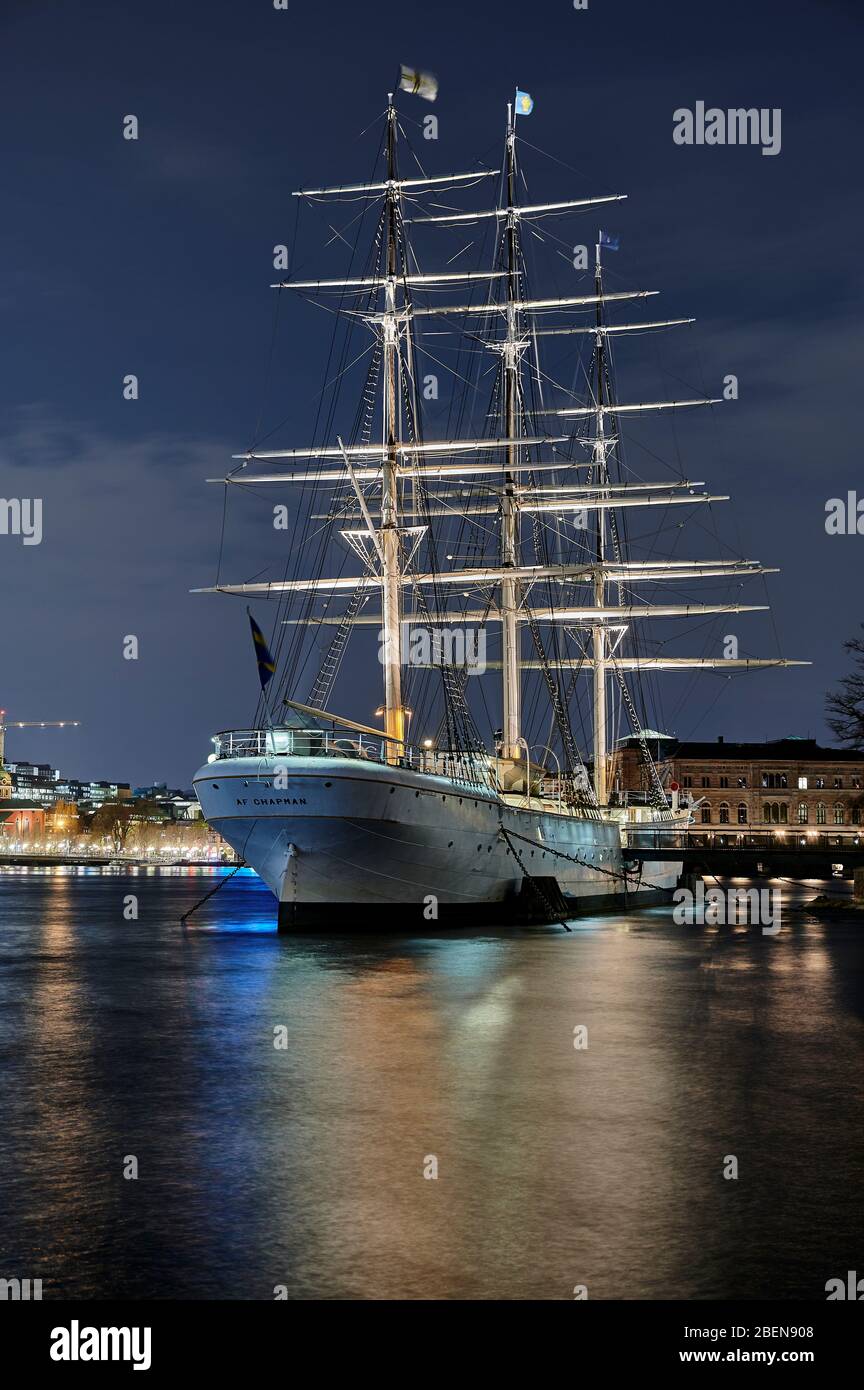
[618,736,864,763]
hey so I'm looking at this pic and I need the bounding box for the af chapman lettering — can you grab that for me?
[234,796,307,807]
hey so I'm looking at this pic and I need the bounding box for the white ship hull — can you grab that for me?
[193,754,682,929]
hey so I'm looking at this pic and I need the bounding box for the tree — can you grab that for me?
[85,800,162,853]
[826,626,864,746]
[88,802,137,853]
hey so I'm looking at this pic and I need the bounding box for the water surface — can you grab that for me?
[1,867,861,1299]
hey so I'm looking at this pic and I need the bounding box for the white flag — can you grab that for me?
[399,65,438,102]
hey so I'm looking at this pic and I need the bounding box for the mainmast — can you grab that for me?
[592,236,609,804]
[500,103,522,762]
[380,96,406,761]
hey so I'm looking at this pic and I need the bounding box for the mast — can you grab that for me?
[197,97,809,774]
[381,95,405,761]
[500,102,522,761]
[592,236,609,804]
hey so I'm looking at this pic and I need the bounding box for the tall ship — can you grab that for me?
[192,85,802,929]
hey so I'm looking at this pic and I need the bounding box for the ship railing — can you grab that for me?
[210,728,495,788]
[399,746,495,789]
[212,727,390,762]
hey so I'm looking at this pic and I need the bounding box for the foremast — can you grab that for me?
[381,96,406,762]
[500,104,522,762]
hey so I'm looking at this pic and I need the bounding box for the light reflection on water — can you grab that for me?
[0,868,862,1300]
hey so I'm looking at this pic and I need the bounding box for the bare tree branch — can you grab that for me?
[826,626,864,746]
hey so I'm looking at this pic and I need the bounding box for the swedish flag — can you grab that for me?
[247,609,276,690]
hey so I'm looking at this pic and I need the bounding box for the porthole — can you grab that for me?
[211,784,219,790]
[447,841,453,848]
[415,791,420,798]
[390,787,396,795]
[477,843,482,851]
[324,782,332,788]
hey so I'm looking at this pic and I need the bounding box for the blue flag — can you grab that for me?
[247,609,276,690]
[515,90,534,116]
[600,230,620,251]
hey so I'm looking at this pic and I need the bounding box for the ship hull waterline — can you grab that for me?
[193,755,683,931]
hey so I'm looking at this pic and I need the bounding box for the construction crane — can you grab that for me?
[0,710,81,768]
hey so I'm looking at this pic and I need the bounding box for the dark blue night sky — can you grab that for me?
[1,0,861,785]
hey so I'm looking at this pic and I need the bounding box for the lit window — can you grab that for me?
[798,776,808,790]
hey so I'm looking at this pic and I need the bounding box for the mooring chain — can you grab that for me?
[502,826,671,895]
[180,862,245,924]
[499,825,572,931]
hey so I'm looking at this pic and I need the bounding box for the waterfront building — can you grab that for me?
[1,760,131,808]
[132,784,203,821]
[614,736,864,841]
[0,798,46,839]
[0,762,226,860]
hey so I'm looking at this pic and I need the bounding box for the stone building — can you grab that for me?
[613,736,864,840]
